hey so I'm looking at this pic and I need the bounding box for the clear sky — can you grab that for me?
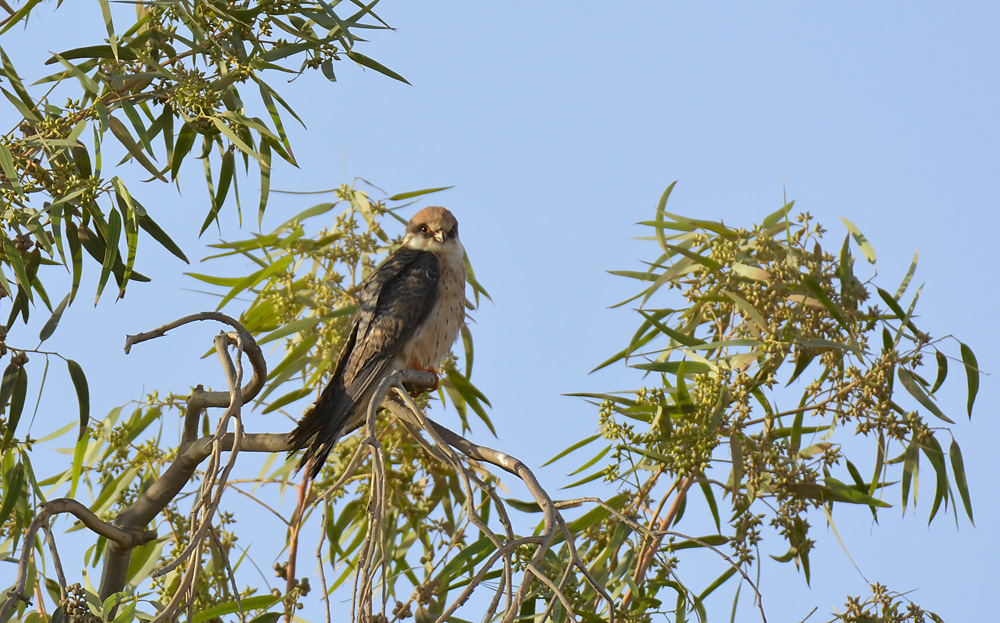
[3,2,997,621]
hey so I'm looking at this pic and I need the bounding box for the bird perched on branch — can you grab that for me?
[289,206,467,480]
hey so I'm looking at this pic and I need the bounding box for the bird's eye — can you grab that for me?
[419,224,431,235]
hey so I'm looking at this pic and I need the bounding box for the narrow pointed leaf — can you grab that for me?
[108,116,165,181]
[0,143,23,199]
[1,366,27,451]
[67,360,90,441]
[949,440,974,524]
[840,216,876,264]
[95,208,121,304]
[171,122,196,179]
[387,186,454,201]
[898,367,954,424]
[66,220,83,304]
[38,293,71,342]
[959,342,978,418]
[346,50,410,84]
[0,462,24,527]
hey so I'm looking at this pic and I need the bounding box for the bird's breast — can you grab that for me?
[401,252,467,369]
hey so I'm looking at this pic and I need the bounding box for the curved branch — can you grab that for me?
[0,499,156,620]
[123,311,267,408]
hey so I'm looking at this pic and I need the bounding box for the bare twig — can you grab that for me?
[622,474,696,608]
[285,471,312,623]
[39,522,68,604]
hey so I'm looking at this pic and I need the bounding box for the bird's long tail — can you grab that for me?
[288,382,357,480]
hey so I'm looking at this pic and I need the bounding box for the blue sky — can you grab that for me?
[3,2,997,621]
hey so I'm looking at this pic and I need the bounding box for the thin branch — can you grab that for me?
[1,499,155,620]
[39,522,68,604]
[623,474,696,608]
[124,312,267,410]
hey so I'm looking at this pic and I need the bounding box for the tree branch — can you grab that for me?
[98,314,271,602]
[0,499,156,620]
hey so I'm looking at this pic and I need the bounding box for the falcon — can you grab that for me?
[289,206,467,479]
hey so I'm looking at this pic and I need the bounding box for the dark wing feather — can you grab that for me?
[344,249,440,388]
[289,248,440,479]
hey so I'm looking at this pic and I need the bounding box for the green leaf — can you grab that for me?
[799,338,864,359]
[959,342,978,418]
[633,360,714,375]
[69,434,87,498]
[895,249,919,299]
[171,122,196,179]
[261,387,312,414]
[931,350,948,394]
[730,435,743,498]
[67,360,90,441]
[0,143,23,199]
[2,366,27,451]
[209,117,265,164]
[651,182,677,252]
[97,0,118,61]
[698,566,737,602]
[0,461,24,528]
[107,116,165,181]
[869,432,886,499]
[721,290,766,335]
[191,595,281,623]
[95,208,121,304]
[949,440,974,524]
[731,262,771,282]
[438,536,496,587]
[66,220,83,304]
[258,316,321,345]
[901,438,918,514]
[877,287,918,336]
[119,204,138,297]
[38,293,71,343]
[50,53,100,96]
[922,436,949,524]
[3,238,33,302]
[90,466,139,516]
[346,50,410,84]
[387,186,454,201]
[443,367,495,435]
[121,100,153,155]
[840,216,876,264]
[220,254,293,309]
[258,137,272,227]
[761,201,793,231]
[216,148,235,217]
[699,479,721,532]
[897,367,954,424]
[0,47,40,121]
[136,209,188,263]
[0,0,43,37]
[637,309,705,347]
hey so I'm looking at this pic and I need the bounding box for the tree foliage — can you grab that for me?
[0,3,980,623]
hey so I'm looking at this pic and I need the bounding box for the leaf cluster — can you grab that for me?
[551,184,979,621]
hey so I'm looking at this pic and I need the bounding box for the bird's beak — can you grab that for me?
[433,230,446,244]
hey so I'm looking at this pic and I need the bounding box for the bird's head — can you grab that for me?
[402,206,464,257]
